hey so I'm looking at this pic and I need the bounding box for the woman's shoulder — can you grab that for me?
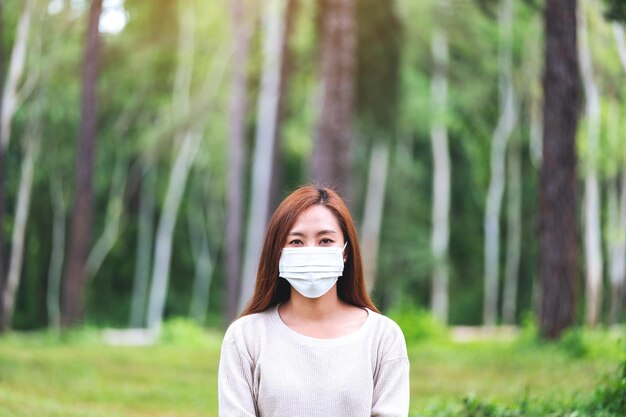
[366,310,408,359]
[223,307,276,343]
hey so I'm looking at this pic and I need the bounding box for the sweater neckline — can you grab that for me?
[271,304,374,347]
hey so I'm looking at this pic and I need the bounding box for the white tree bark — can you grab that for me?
[2,133,39,326]
[1,0,33,150]
[129,164,155,328]
[146,131,200,330]
[86,153,127,279]
[502,140,522,324]
[578,3,603,327]
[361,141,390,294]
[238,0,287,311]
[607,174,626,325]
[47,177,66,330]
[146,4,201,330]
[609,23,626,325]
[483,0,517,326]
[187,184,215,324]
[429,27,450,324]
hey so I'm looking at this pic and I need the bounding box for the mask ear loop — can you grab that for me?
[343,241,348,262]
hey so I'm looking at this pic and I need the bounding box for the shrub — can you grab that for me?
[386,305,448,344]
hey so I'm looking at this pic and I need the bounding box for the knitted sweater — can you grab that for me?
[218,305,410,416]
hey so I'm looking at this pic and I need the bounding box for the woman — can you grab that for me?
[218,185,409,417]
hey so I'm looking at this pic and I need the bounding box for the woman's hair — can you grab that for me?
[240,184,379,316]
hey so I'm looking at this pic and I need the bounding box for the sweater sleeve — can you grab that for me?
[371,356,410,417]
[218,337,257,417]
[371,320,410,417]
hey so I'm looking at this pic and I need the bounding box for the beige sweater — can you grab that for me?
[218,305,410,417]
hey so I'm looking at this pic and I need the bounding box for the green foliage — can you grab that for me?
[604,0,626,22]
[159,317,214,347]
[387,305,448,343]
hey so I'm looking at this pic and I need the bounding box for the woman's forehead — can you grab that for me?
[289,205,341,232]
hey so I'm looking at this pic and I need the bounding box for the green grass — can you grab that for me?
[0,324,623,417]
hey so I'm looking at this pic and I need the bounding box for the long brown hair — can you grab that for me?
[241,185,379,316]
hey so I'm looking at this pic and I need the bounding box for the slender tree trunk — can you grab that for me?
[578,3,602,327]
[0,0,32,329]
[502,139,522,324]
[269,0,299,211]
[47,177,66,331]
[483,0,517,326]
[146,132,200,330]
[62,0,103,327]
[86,154,127,279]
[225,0,252,323]
[538,0,580,340]
[238,0,287,311]
[361,141,390,294]
[429,27,450,324]
[146,4,200,330]
[607,174,626,325]
[187,181,215,324]
[1,130,39,330]
[310,0,356,199]
[129,163,155,328]
[0,0,32,150]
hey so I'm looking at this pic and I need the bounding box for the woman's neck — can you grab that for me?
[281,288,344,322]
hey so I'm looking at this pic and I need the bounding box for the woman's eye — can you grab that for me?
[288,239,303,245]
[320,238,333,245]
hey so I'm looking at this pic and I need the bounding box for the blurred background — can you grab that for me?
[0,0,625,339]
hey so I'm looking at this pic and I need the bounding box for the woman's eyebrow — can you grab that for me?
[316,230,337,235]
[288,230,337,236]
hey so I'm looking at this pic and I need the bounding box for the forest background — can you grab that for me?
[0,0,626,342]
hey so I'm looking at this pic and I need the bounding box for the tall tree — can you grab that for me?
[310,0,356,199]
[0,0,33,330]
[483,0,518,326]
[578,1,603,327]
[538,0,580,339]
[225,0,252,322]
[238,0,288,311]
[146,2,202,330]
[356,0,400,294]
[429,25,450,324]
[61,0,103,327]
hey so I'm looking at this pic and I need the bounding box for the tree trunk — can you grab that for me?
[146,4,200,330]
[538,0,580,340]
[0,0,32,150]
[85,153,127,280]
[238,0,287,311]
[310,0,356,200]
[146,132,200,330]
[607,174,626,325]
[361,141,390,294]
[502,139,522,324]
[187,179,215,325]
[1,130,39,330]
[0,0,33,330]
[429,27,451,324]
[47,177,66,331]
[578,3,602,327]
[62,0,103,327]
[269,0,299,212]
[129,163,155,328]
[483,0,517,326]
[225,0,252,323]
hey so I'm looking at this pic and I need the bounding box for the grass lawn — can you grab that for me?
[0,325,623,417]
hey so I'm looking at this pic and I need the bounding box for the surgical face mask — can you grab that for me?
[278,243,347,298]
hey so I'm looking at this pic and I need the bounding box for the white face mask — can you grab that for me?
[278,243,347,298]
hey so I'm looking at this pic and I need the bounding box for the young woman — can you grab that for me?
[218,185,409,417]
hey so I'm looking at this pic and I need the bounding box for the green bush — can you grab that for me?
[386,305,448,344]
[159,317,213,347]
